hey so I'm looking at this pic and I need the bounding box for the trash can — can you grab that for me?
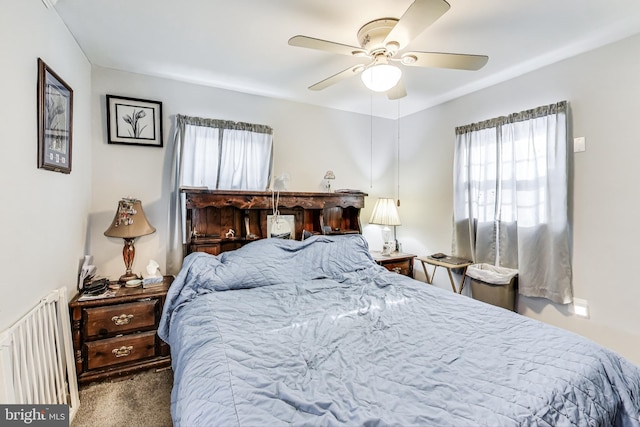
[466,264,518,311]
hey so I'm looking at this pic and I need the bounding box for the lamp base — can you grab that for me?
[117,237,139,283]
[118,272,139,283]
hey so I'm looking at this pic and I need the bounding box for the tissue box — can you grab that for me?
[142,275,164,288]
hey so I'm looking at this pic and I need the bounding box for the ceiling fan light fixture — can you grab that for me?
[361,64,402,92]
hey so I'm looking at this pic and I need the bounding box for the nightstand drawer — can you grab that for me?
[383,260,411,275]
[83,300,158,338]
[84,331,156,370]
[371,252,417,278]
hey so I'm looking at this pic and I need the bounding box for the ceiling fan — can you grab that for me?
[288,0,488,100]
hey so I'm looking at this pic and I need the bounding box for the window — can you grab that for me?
[453,101,572,304]
[167,115,273,273]
[176,115,273,190]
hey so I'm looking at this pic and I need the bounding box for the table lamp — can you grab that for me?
[104,198,156,282]
[369,197,401,256]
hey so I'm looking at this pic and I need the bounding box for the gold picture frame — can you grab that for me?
[37,58,73,174]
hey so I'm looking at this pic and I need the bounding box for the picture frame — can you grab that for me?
[37,58,73,174]
[106,95,163,147]
[266,215,295,240]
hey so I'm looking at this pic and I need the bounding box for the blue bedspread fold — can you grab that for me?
[159,235,640,427]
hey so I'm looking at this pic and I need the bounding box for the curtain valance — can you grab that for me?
[455,101,567,134]
[176,114,273,135]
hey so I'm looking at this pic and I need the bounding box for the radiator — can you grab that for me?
[0,287,79,421]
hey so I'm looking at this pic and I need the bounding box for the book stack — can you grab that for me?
[79,278,115,301]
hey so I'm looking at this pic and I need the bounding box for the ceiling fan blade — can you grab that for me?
[384,0,451,50]
[387,80,407,100]
[402,51,488,70]
[288,35,365,57]
[308,64,366,91]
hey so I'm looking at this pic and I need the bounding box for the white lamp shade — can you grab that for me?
[361,64,402,92]
[369,198,401,226]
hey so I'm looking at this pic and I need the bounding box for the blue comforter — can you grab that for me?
[159,235,640,426]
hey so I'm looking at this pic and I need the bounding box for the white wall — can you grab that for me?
[0,0,92,330]
[89,67,399,279]
[398,33,640,365]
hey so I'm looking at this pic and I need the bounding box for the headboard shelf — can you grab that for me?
[182,189,367,256]
[184,189,366,210]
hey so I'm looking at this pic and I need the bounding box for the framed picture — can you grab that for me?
[106,95,163,147]
[37,58,73,174]
[267,215,295,239]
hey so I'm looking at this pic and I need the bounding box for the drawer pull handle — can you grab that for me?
[111,314,134,325]
[112,346,133,358]
[392,267,402,274]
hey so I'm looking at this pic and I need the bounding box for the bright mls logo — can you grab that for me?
[1,405,68,426]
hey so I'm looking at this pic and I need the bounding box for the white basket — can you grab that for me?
[466,263,518,285]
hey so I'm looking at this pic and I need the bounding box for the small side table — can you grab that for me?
[371,251,417,277]
[418,255,473,293]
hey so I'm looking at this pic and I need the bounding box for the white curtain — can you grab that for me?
[218,128,273,190]
[181,124,220,188]
[166,115,273,274]
[453,101,572,304]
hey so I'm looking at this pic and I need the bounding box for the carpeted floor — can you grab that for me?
[72,368,173,427]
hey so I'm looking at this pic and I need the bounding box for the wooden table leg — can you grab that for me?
[421,260,435,284]
[458,267,469,294]
[446,268,458,293]
[447,266,470,293]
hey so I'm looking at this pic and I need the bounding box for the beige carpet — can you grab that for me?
[72,368,173,427]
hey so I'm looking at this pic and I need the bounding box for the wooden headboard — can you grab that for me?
[182,189,367,256]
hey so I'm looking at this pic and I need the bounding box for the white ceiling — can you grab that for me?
[54,0,640,119]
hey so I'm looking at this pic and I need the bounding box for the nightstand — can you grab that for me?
[68,276,173,384]
[371,251,417,277]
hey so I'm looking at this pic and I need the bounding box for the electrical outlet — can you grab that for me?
[573,137,586,153]
[572,298,589,318]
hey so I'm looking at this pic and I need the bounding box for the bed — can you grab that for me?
[158,235,640,426]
